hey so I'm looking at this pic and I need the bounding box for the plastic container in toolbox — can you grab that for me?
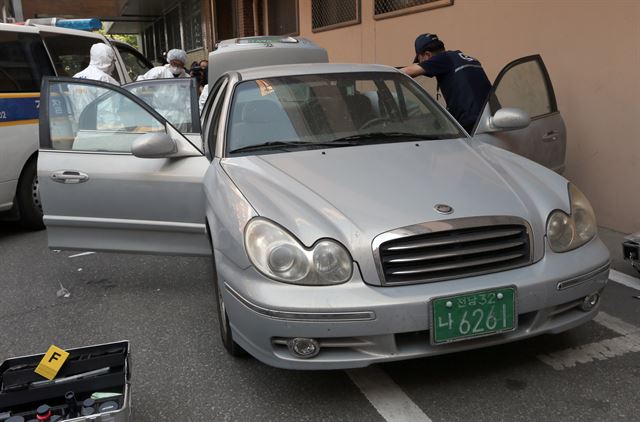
[0,341,130,422]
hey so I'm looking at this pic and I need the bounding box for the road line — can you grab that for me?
[537,312,640,370]
[594,312,640,336]
[68,251,95,258]
[609,269,640,291]
[347,366,432,422]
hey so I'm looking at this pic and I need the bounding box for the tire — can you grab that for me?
[212,256,246,357]
[17,158,44,230]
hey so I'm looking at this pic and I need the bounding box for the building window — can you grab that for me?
[311,0,360,33]
[143,26,155,61]
[183,0,203,51]
[165,6,182,50]
[374,0,453,20]
[153,18,166,62]
[266,0,299,35]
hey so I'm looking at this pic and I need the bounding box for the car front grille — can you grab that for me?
[375,218,532,285]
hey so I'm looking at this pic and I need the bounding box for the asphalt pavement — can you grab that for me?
[0,223,639,421]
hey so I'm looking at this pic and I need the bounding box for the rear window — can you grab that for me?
[0,31,54,93]
[41,33,122,83]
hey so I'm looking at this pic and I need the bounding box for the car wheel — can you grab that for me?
[212,257,246,357]
[17,158,44,230]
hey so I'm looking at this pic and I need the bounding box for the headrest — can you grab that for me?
[241,100,286,123]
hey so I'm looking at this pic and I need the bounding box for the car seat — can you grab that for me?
[229,99,297,149]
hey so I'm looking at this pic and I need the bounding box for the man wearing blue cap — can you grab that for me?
[402,34,491,133]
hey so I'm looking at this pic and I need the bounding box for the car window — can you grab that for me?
[41,33,122,84]
[0,31,54,92]
[491,60,555,118]
[115,43,153,81]
[227,72,464,154]
[125,80,196,133]
[47,81,164,152]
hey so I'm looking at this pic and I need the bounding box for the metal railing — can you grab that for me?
[374,0,453,19]
[311,0,360,32]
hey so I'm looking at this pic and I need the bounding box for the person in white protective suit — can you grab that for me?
[198,84,209,114]
[137,49,189,80]
[73,43,119,85]
[70,43,121,132]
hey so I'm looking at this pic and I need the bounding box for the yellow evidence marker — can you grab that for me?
[35,345,70,380]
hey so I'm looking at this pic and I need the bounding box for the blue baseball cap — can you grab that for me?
[413,33,440,63]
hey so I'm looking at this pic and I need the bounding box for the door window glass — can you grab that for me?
[125,80,196,133]
[47,81,164,152]
[0,32,54,92]
[41,33,122,84]
[115,44,153,81]
[492,60,553,118]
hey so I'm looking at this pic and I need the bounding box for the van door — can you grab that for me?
[473,55,566,173]
[38,77,211,255]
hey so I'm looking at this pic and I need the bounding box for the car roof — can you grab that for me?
[235,63,401,81]
[0,23,39,33]
[208,36,329,84]
[0,22,104,39]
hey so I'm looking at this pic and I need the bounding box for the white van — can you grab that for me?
[0,22,153,228]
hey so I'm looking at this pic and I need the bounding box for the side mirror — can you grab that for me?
[489,107,531,131]
[131,133,178,158]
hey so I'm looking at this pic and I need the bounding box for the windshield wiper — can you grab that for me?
[229,141,314,154]
[326,132,454,144]
[229,133,457,154]
[229,139,368,154]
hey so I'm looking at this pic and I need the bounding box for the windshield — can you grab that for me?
[226,72,464,155]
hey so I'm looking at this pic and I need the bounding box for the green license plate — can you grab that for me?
[431,287,516,344]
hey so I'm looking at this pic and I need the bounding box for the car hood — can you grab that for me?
[221,139,567,285]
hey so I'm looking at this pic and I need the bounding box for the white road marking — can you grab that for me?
[537,312,640,370]
[594,312,640,336]
[609,269,640,291]
[68,251,95,258]
[347,366,432,422]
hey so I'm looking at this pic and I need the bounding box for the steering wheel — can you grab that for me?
[359,117,393,130]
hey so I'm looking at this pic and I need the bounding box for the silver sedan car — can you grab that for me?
[37,56,609,369]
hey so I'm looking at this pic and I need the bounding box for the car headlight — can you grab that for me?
[546,184,597,252]
[244,218,353,285]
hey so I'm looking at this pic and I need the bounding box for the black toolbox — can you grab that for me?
[0,341,130,421]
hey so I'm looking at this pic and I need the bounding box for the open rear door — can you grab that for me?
[474,55,566,173]
[38,77,210,256]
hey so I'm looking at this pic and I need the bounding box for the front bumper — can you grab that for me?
[217,237,610,370]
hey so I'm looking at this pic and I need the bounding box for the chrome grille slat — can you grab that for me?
[388,252,525,276]
[385,228,523,251]
[383,239,525,263]
[376,219,532,285]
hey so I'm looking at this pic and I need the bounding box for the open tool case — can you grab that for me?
[0,341,130,422]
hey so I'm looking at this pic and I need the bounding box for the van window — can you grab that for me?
[0,32,54,93]
[41,33,122,83]
[114,43,153,81]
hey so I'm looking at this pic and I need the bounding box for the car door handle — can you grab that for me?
[51,170,89,184]
[542,131,559,142]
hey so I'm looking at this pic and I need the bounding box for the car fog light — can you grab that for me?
[287,338,320,358]
[580,293,599,311]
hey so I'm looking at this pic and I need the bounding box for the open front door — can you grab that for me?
[38,77,211,256]
[474,55,566,173]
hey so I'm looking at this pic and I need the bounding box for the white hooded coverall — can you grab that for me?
[137,49,189,80]
[73,43,119,85]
